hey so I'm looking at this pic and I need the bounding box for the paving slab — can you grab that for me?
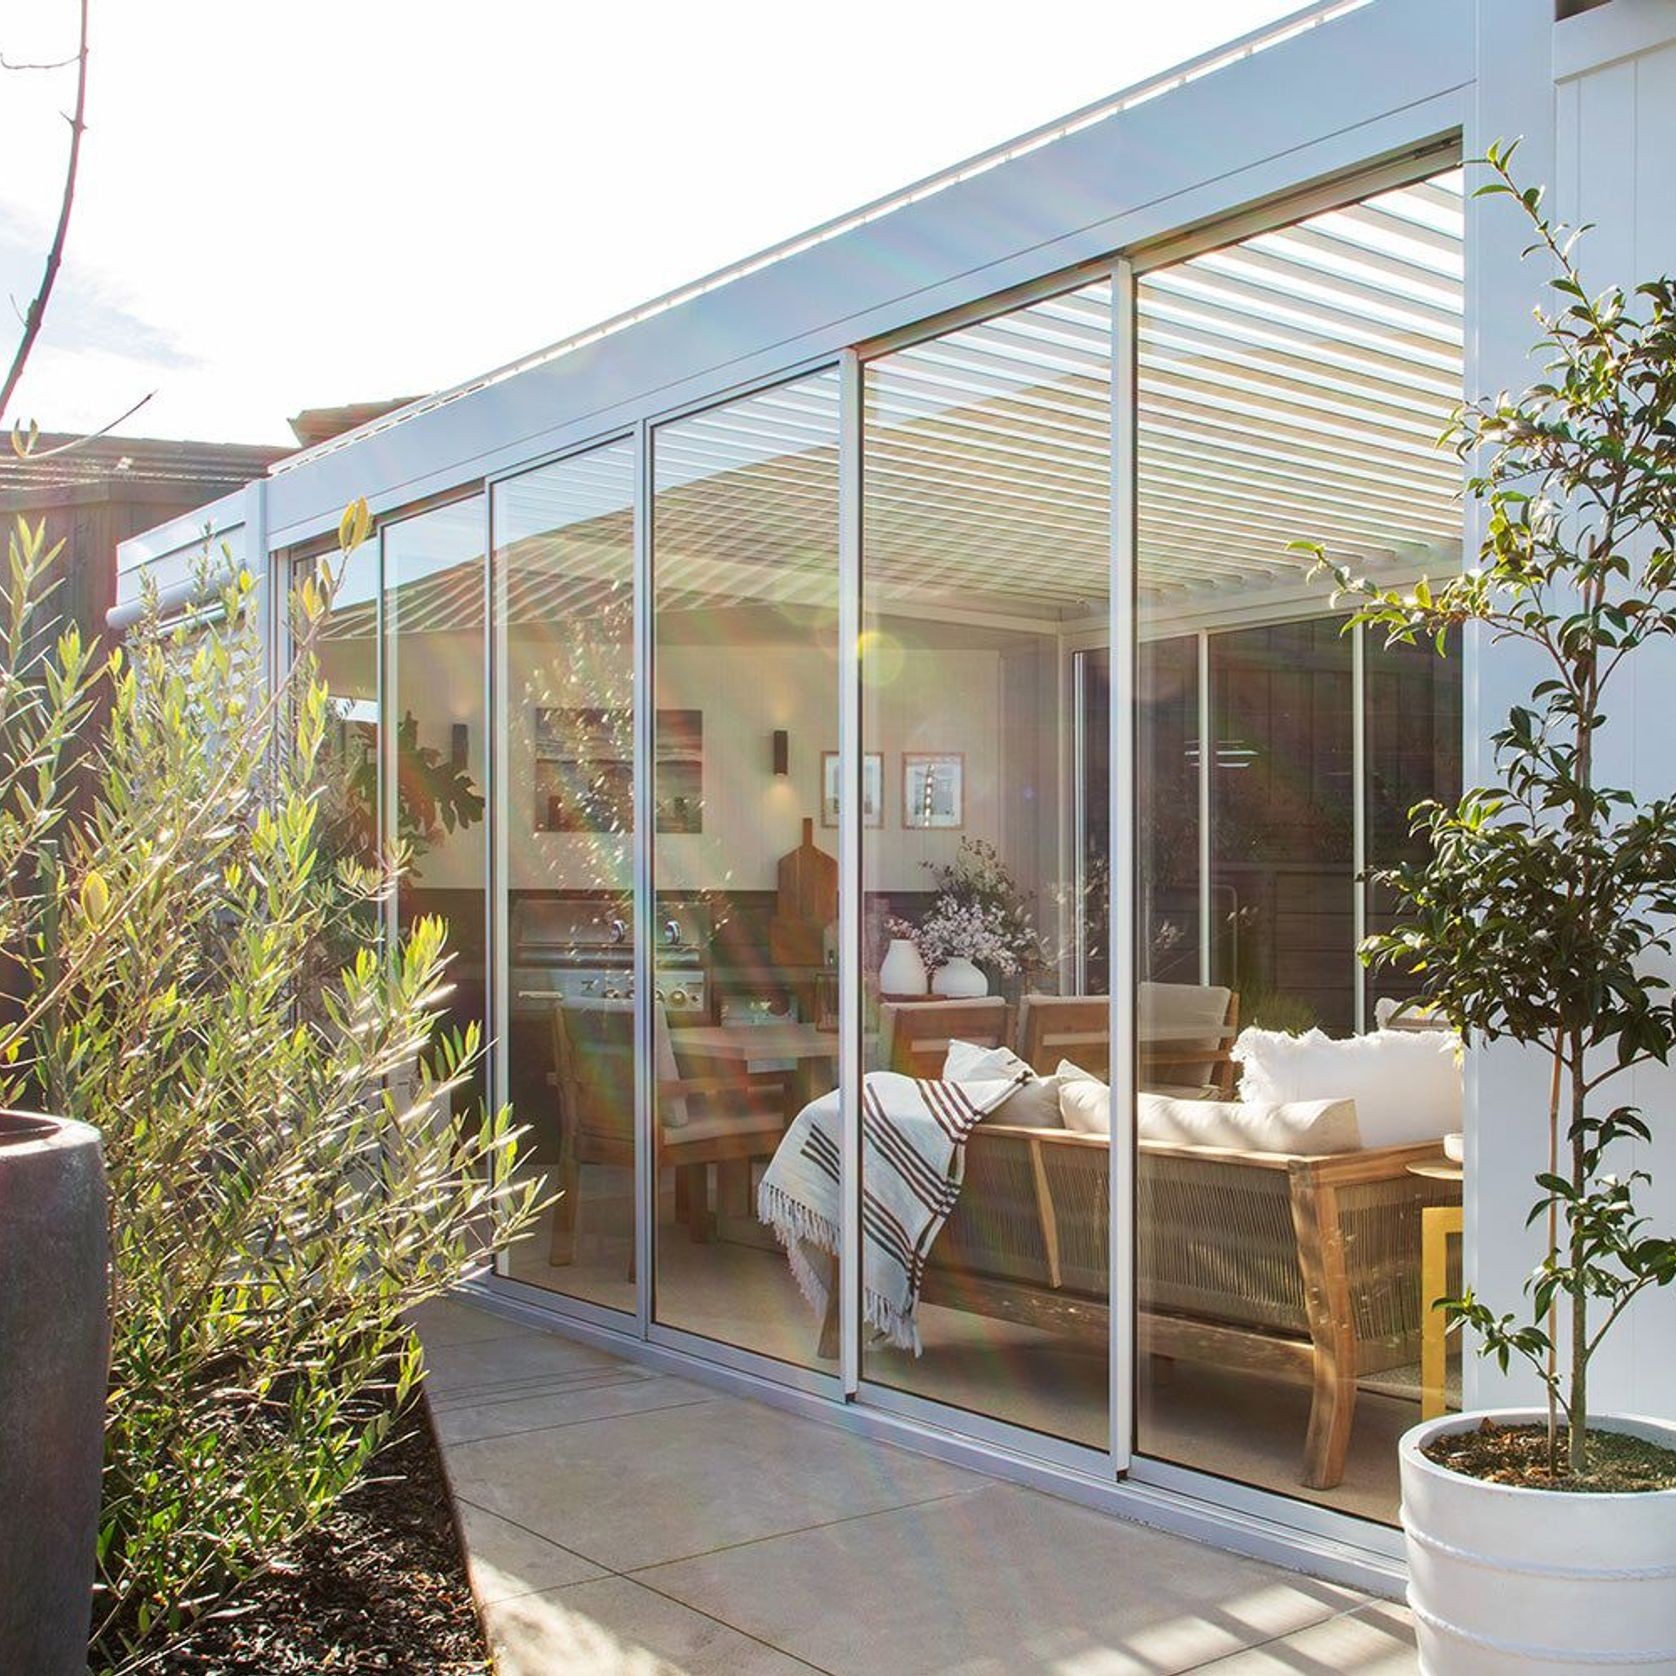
[484,1575,819,1674]
[444,1395,986,1572]
[455,1500,607,1604]
[1185,1600,1417,1672]
[634,1480,1364,1675]
[418,1297,1416,1675]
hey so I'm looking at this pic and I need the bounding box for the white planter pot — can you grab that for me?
[879,938,928,997]
[931,957,988,998]
[1400,1409,1676,1674]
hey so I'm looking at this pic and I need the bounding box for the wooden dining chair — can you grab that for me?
[1137,983,1240,1097]
[1017,994,1112,1078]
[880,998,1008,1079]
[652,1002,789,1242]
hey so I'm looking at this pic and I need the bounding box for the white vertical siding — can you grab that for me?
[1468,1,1676,1419]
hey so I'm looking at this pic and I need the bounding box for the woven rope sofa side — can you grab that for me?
[920,1126,1455,1488]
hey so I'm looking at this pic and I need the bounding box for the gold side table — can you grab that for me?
[1408,1161,1464,1419]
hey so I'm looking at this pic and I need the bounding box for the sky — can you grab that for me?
[1,0,1315,446]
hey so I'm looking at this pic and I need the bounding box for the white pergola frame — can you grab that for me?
[119,0,1676,1594]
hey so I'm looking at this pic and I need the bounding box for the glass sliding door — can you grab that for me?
[860,280,1112,1447]
[650,370,842,1368]
[308,535,382,886]
[1132,170,1466,1521]
[382,497,490,1113]
[492,439,638,1310]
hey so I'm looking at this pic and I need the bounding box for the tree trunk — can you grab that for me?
[1568,1053,1589,1475]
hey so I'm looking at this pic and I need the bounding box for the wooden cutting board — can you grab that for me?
[770,818,837,968]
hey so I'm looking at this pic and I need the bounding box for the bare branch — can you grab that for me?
[19,392,156,461]
[0,50,79,71]
[0,0,90,429]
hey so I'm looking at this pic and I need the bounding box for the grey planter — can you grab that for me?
[0,1112,108,1676]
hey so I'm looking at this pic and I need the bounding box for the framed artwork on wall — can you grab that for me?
[821,751,883,828]
[532,707,703,833]
[902,752,964,830]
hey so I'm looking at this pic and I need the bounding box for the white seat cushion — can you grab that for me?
[1232,1026,1461,1149]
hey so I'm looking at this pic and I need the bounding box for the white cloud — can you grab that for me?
[0,0,1308,444]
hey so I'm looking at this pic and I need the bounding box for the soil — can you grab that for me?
[1423,1418,1676,1492]
[159,1397,489,1673]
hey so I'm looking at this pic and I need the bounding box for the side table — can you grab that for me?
[1408,1160,1464,1419]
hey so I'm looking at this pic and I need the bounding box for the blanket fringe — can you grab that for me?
[757,1180,922,1355]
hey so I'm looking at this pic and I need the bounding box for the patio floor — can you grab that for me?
[414,1296,1419,1674]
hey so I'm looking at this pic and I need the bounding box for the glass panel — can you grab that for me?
[1364,627,1461,1026]
[308,536,381,884]
[1137,636,1201,988]
[1133,170,1466,1521]
[492,440,637,1309]
[1210,618,1354,1035]
[861,281,1112,1447]
[651,370,841,1367]
[383,498,489,1112]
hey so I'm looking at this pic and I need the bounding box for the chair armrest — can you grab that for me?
[1290,1140,1450,1187]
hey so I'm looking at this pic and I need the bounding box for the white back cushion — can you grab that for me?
[1139,1091,1360,1153]
[1056,1061,1109,1135]
[1233,1027,1461,1148]
[1055,1062,1361,1153]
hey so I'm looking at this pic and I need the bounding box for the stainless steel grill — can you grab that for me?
[509,897,708,1017]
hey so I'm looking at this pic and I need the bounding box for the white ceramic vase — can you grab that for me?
[931,956,988,998]
[1400,1409,1676,1674]
[879,938,928,997]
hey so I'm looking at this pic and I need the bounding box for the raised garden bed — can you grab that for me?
[161,1397,487,1673]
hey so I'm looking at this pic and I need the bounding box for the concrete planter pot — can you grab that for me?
[0,1111,108,1676]
[1400,1408,1676,1674]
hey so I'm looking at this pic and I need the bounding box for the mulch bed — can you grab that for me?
[1423,1418,1676,1492]
[160,1397,489,1673]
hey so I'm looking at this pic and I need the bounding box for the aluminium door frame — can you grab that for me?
[841,256,1136,1480]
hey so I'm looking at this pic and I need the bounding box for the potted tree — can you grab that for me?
[1310,145,1676,1672]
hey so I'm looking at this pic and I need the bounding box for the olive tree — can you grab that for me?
[0,498,540,1670]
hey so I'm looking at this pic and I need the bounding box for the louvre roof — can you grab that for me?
[321,165,1462,640]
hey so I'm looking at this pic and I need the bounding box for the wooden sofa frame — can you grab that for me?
[918,1124,1458,1489]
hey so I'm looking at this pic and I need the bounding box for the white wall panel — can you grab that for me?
[1468,3,1676,1420]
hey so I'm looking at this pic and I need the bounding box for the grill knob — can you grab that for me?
[668,988,688,1008]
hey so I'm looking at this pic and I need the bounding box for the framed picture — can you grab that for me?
[902,752,964,830]
[821,751,883,828]
[533,707,702,834]
[532,706,631,833]
[655,708,704,835]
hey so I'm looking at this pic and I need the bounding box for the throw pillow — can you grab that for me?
[943,1039,1060,1128]
[1233,1026,1461,1148]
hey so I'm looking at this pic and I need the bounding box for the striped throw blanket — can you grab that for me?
[757,1069,1026,1353]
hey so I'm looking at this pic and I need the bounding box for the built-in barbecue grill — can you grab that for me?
[509,897,708,1018]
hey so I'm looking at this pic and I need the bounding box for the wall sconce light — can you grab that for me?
[771,729,789,777]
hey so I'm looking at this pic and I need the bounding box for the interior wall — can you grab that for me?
[403,626,1025,897]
